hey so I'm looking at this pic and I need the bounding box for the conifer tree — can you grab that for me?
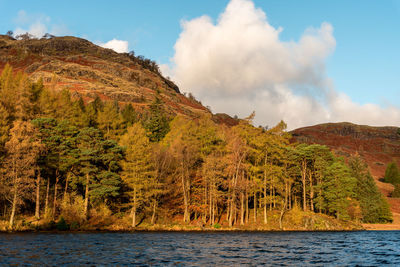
[323,160,357,220]
[3,121,44,228]
[349,156,392,223]
[143,94,170,142]
[97,101,121,138]
[384,161,400,185]
[120,123,156,227]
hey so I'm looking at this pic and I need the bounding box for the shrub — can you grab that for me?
[60,194,86,225]
[213,223,221,229]
[392,184,400,198]
[69,221,80,230]
[56,217,69,231]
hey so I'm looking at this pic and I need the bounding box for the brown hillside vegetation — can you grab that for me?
[0,34,213,119]
[291,122,400,185]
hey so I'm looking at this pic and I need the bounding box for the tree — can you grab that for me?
[120,123,156,227]
[0,103,10,148]
[97,101,121,138]
[32,118,79,218]
[349,156,392,223]
[143,94,170,142]
[323,160,357,220]
[3,121,44,228]
[121,103,136,127]
[75,127,123,220]
[384,161,400,185]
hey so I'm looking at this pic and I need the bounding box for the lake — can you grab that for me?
[0,231,399,266]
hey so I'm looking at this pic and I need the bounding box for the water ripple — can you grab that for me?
[0,231,400,265]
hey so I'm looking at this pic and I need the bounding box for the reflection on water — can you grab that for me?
[0,231,400,265]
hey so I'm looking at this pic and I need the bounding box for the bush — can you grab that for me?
[69,221,80,230]
[392,184,400,198]
[88,203,114,228]
[56,217,69,231]
[60,194,86,225]
[213,223,221,229]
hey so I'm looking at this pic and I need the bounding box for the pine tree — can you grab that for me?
[384,161,400,185]
[323,160,357,220]
[349,156,392,223]
[76,127,123,220]
[143,94,170,142]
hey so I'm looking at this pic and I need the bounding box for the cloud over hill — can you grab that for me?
[165,0,400,129]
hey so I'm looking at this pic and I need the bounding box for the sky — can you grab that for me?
[1,0,399,129]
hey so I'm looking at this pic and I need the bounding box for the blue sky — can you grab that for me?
[1,0,399,128]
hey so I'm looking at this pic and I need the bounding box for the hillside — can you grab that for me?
[291,122,400,194]
[291,122,400,228]
[0,34,213,119]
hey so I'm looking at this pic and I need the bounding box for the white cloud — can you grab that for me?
[99,39,129,53]
[166,0,400,129]
[13,10,70,38]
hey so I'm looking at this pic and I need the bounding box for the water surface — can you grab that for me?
[0,231,399,266]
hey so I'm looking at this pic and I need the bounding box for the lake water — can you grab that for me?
[0,231,400,266]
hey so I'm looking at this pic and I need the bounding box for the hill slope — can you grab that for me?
[291,122,400,194]
[0,35,211,119]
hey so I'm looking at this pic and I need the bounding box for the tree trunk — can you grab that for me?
[209,186,212,225]
[35,170,41,220]
[203,182,207,224]
[245,190,249,224]
[228,198,233,227]
[289,183,292,210]
[181,161,189,223]
[151,200,157,225]
[270,177,273,211]
[45,178,50,215]
[264,154,268,223]
[264,183,268,224]
[254,191,257,223]
[240,192,244,225]
[53,173,59,219]
[84,173,90,220]
[63,172,70,203]
[9,183,18,229]
[309,170,314,212]
[301,159,307,211]
[132,187,137,227]
[279,199,288,230]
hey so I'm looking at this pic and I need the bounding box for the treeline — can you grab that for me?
[0,65,392,229]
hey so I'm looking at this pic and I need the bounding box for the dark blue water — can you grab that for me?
[0,231,399,266]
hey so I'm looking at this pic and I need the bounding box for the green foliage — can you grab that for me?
[76,127,123,201]
[56,216,69,231]
[349,156,392,223]
[143,95,170,142]
[213,223,221,229]
[384,161,400,185]
[323,160,357,220]
[121,104,136,127]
